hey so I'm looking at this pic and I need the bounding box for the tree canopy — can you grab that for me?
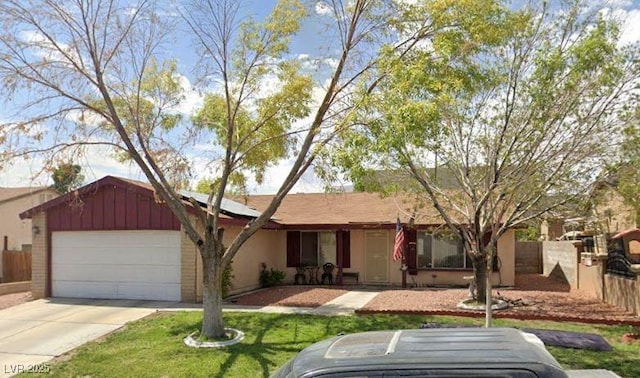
[329,0,640,315]
[613,122,640,227]
[51,163,84,194]
[0,0,439,337]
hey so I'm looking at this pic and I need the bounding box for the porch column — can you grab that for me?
[336,230,344,285]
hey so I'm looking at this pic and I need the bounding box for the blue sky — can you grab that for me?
[2,0,640,192]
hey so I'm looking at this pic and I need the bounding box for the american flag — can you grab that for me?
[393,217,405,262]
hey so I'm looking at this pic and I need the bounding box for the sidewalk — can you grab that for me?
[164,290,381,316]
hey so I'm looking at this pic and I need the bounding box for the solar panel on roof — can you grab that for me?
[179,190,263,218]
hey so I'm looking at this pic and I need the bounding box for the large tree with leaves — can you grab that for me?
[0,0,452,338]
[330,0,640,325]
[612,123,640,226]
[51,163,84,194]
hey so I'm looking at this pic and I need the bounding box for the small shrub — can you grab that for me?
[222,261,234,298]
[260,266,286,287]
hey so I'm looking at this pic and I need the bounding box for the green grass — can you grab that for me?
[33,312,640,378]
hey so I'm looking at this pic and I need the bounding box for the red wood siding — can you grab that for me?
[47,184,180,232]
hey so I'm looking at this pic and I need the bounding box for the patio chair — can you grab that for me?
[294,266,307,285]
[321,262,334,285]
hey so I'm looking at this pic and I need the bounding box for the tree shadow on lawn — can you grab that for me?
[167,312,430,378]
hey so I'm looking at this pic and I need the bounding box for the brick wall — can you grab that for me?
[30,212,47,298]
[180,219,198,302]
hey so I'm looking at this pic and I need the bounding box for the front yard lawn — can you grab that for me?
[37,312,640,377]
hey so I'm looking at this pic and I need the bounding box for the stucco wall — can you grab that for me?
[577,259,604,299]
[388,229,515,287]
[351,230,515,286]
[190,226,517,294]
[542,241,578,286]
[190,226,283,301]
[604,274,640,315]
[224,226,282,294]
[0,190,57,251]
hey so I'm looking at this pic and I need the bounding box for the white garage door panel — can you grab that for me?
[53,264,180,283]
[53,247,179,266]
[52,231,181,301]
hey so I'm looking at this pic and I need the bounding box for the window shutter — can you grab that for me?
[286,231,301,267]
[341,230,351,268]
[406,228,418,275]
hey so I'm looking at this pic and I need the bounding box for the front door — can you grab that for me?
[364,230,389,283]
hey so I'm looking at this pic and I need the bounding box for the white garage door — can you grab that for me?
[52,230,181,301]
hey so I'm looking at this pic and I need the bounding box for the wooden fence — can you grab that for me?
[2,250,31,283]
[515,241,542,274]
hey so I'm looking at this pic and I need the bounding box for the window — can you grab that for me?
[286,230,350,268]
[301,232,336,266]
[417,231,470,269]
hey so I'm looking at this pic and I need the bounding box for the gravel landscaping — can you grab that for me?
[230,286,349,308]
[232,274,640,324]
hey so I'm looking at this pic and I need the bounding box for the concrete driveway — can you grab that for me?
[0,298,174,377]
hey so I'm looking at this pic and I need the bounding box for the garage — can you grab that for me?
[20,175,262,303]
[52,230,181,301]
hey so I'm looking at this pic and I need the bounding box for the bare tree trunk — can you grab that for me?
[485,262,493,328]
[201,254,225,338]
[473,258,487,303]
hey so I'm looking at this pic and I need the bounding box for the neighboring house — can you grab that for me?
[20,176,516,303]
[589,174,637,234]
[0,186,58,251]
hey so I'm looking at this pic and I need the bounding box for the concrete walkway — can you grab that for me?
[0,298,168,378]
[312,290,379,315]
[0,291,375,377]
[218,290,380,316]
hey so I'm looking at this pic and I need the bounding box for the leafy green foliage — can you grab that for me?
[329,1,640,305]
[259,266,286,287]
[51,163,84,194]
[616,123,640,226]
[191,62,313,185]
[515,225,541,242]
[194,173,248,196]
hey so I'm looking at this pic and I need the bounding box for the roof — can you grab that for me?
[0,186,54,205]
[20,176,263,221]
[612,227,640,240]
[179,190,263,218]
[242,192,444,226]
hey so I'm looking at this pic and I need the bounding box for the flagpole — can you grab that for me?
[401,215,407,288]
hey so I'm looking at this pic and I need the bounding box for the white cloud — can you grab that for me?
[174,74,204,115]
[315,2,333,16]
[598,3,640,46]
[619,8,640,45]
[247,158,324,194]
[0,143,143,187]
[19,30,78,63]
